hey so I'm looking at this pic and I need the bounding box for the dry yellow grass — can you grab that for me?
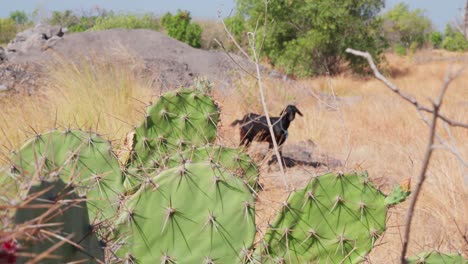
[0,50,155,162]
[0,49,466,262]
[219,50,468,262]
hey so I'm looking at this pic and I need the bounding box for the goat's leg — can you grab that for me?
[267,143,286,167]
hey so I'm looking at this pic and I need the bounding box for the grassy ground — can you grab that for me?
[217,51,468,262]
[0,50,466,262]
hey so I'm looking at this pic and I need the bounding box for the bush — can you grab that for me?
[161,10,202,48]
[91,13,160,31]
[381,3,432,49]
[68,16,99,32]
[442,33,468,52]
[0,18,17,44]
[394,43,407,56]
[409,41,419,54]
[236,0,387,77]
[223,14,247,50]
[9,10,29,25]
[47,10,80,28]
[429,31,443,48]
[441,25,468,52]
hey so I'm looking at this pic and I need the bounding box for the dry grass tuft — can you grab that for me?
[219,49,468,262]
[0,50,155,161]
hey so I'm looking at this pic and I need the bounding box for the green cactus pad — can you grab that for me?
[260,172,387,263]
[167,145,260,191]
[129,89,219,172]
[0,167,19,205]
[384,184,411,206]
[14,178,104,263]
[11,129,125,223]
[406,251,468,264]
[115,162,256,263]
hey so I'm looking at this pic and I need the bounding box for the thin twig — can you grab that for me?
[217,10,251,60]
[400,67,456,262]
[345,48,466,263]
[345,48,468,129]
[249,1,289,190]
[213,38,257,79]
[400,102,438,263]
[217,1,290,190]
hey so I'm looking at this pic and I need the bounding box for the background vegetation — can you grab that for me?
[0,2,467,262]
[2,3,468,74]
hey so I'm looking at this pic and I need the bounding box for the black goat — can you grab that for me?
[230,105,303,152]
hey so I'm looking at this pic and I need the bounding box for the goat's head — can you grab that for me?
[280,105,303,121]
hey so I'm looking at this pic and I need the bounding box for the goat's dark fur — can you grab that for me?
[230,105,303,151]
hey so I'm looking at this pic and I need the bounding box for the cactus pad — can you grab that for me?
[167,145,260,191]
[14,178,104,263]
[406,251,467,264]
[384,184,411,206]
[129,89,219,171]
[260,172,387,263]
[115,162,256,263]
[10,129,125,223]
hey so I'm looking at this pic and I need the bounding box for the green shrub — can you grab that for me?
[161,10,202,48]
[409,41,419,53]
[381,3,432,49]
[0,18,17,44]
[68,16,99,32]
[442,25,468,52]
[236,0,386,77]
[47,10,80,28]
[442,33,468,52]
[9,10,29,25]
[429,31,443,48]
[223,14,247,50]
[91,13,160,31]
[394,43,407,56]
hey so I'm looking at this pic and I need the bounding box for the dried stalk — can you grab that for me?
[345,48,467,263]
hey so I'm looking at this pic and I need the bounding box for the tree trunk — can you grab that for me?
[465,0,468,38]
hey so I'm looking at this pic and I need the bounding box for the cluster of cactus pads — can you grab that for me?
[0,88,465,263]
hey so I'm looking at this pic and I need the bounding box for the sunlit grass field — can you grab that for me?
[0,50,466,262]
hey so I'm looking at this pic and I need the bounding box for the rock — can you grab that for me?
[0,84,8,91]
[6,24,63,58]
[0,47,7,63]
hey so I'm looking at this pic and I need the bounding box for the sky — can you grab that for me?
[0,0,465,30]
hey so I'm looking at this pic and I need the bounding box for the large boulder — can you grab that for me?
[0,47,7,64]
[6,24,64,59]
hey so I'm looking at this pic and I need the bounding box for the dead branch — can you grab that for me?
[217,1,290,190]
[248,1,289,190]
[345,48,468,129]
[345,48,467,263]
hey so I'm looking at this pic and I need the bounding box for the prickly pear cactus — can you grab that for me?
[10,129,125,223]
[259,172,387,263]
[406,251,468,264]
[114,162,256,263]
[167,145,260,191]
[128,89,219,173]
[385,178,411,206]
[14,178,104,263]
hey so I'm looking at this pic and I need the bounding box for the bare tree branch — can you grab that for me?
[217,1,290,190]
[248,1,289,190]
[217,10,251,60]
[345,48,468,129]
[399,85,444,264]
[345,48,467,263]
[213,38,257,79]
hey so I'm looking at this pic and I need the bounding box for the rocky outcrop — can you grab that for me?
[6,24,65,60]
[0,47,7,64]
